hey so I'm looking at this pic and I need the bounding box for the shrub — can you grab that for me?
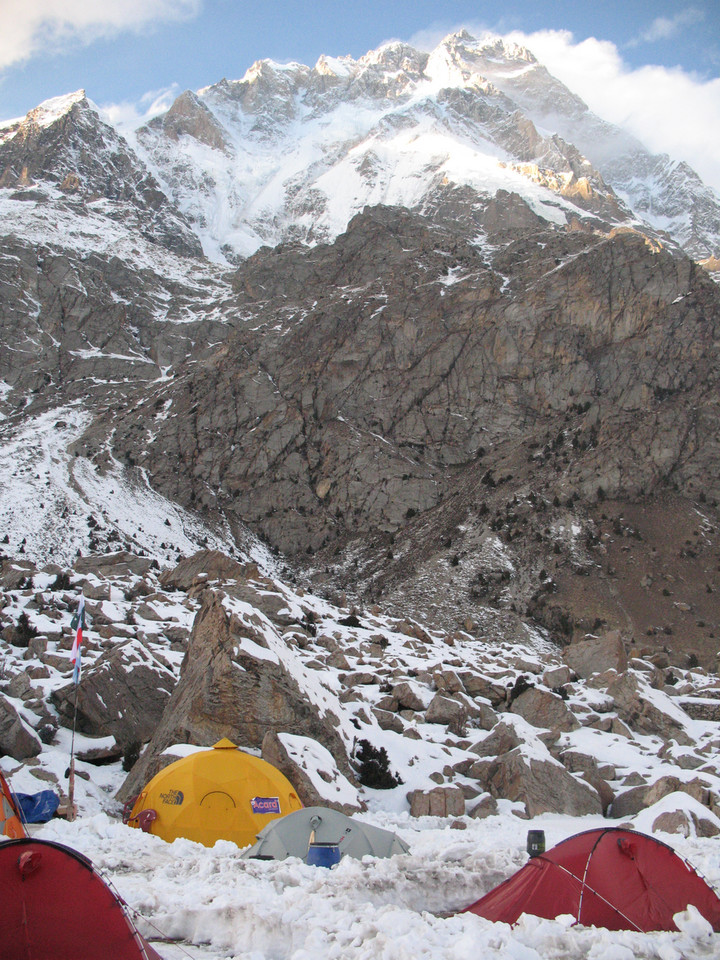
[354,739,403,789]
[122,740,142,772]
[38,723,57,745]
[51,571,72,591]
[15,612,38,647]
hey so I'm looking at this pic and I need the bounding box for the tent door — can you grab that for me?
[199,791,236,812]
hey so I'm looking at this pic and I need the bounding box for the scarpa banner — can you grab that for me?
[251,796,281,814]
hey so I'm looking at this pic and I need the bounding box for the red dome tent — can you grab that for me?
[0,837,162,960]
[465,827,720,932]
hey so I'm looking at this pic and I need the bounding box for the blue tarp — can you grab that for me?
[14,790,59,823]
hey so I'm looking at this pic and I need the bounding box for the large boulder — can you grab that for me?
[159,549,255,590]
[649,794,720,838]
[611,775,714,819]
[0,695,41,759]
[563,630,628,678]
[392,681,428,712]
[469,719,523,761]
[606,672,693,744]
[424,694,468,734]
[509,686,580,733]
[117,590,351,801]
[408,786,465,818]
[474,747,603,817]
[51,638,177,745]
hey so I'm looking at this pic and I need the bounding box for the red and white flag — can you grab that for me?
[70,594,86,684]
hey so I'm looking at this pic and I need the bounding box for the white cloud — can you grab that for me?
[631,8,704,46]
[0,0,202,70]
[506,29,720,194]
[405,24,720,193]
[99,85,180,138]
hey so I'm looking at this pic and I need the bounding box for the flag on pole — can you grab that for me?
[70,594,85,684]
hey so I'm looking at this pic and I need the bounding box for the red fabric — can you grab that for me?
[465,828,720,932]
[0,838,162,960]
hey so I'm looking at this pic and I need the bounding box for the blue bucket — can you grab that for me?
[306,842,341,868]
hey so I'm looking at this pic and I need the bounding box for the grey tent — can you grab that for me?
[241,806,409,861]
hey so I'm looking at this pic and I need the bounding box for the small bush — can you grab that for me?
[355,739,403,789]
[508,675,534,703]
[122,740,142,772]
[51,571,72,591]
[38,723,58,745]
[15,612,38,647]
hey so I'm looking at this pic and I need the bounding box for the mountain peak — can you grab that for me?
[440,29,536,63]
[26,89,91,129]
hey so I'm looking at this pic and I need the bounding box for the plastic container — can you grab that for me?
[527,829,546,857]
[306,842,341,868]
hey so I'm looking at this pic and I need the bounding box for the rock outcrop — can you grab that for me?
[117,590,351,800]
[51,638,176,745]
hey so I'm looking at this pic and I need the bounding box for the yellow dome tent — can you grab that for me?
[125,739,302,848]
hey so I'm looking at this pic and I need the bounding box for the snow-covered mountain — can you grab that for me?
[2,26,720,960]
[132,30,719,264]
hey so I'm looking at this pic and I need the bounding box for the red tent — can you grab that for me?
[0,837,163,959]
[465,827,720,932]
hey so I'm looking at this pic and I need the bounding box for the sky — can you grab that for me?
[0,0,718,191]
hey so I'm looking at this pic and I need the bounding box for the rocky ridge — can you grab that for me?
[75,203,720,667]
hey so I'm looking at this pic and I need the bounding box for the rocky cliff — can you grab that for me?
[71,203,720,667]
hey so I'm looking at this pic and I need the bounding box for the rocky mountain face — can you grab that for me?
[79,203,720,667]
[0,91,202,258]
[437,34,720,263]
[1,30,720,833]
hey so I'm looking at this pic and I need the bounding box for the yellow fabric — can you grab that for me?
[128,740,302,848]
[0,772,25,839]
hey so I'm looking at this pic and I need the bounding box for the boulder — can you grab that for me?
[468,793,499,819]
[564,630,627,678]
[509,686,580,733]
[117,590,352,801]
[392,681,427,712]
[559,750,616,814]
[458,672,507,706]
[408,785,465,818]
[432,669,464,694]
[648,793,720,838]
[470,699,499,732]
[0,560,36,590]
[51,637,176,745]
[606,673,693,744]
[615,776,716,819]
[424,694,467,734]
[543,665,574,687]
[159,549,255,590]
[261,731,364,814]
[73,551,154,579]
[372,708,403,733]
[0,695,41,759]
[469,719,523,759]
[478,747,603,817]
[652,810,693,837]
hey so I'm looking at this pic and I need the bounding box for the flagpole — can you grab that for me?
[67,682,79,822]
[67,592,85,823]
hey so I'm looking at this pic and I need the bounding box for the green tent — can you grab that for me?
[242,806,409,861]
